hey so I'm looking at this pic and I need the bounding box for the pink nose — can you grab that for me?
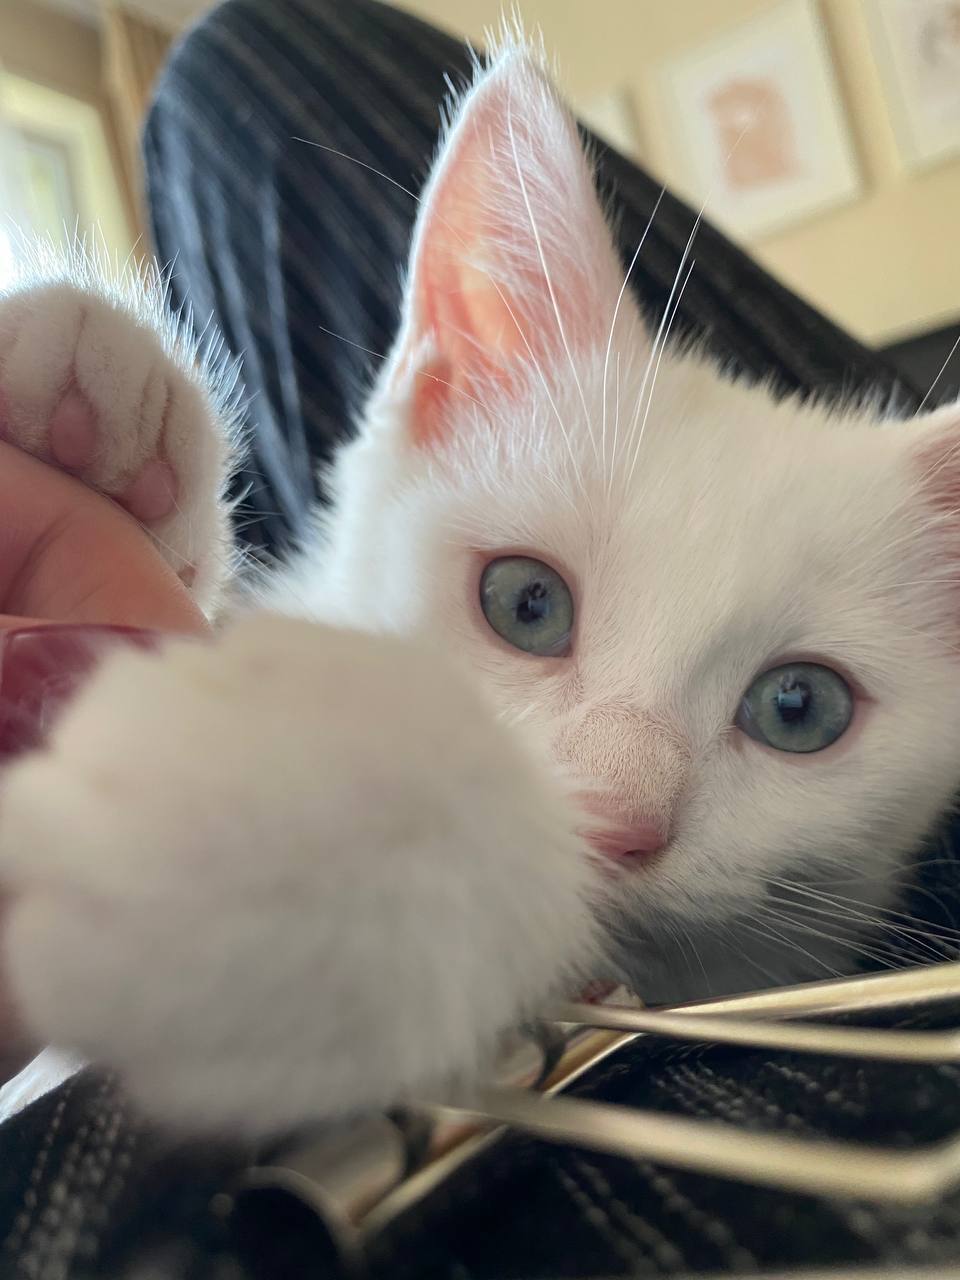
[586,821,667,862]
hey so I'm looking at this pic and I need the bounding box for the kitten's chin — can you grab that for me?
[602,912,869,1007]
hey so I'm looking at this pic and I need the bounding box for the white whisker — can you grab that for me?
[739,919,845,979]
[625,257,695,488]
[622,256,695,489]
[314,322,494,415]
[505,90,592,448]
[917,329,960,415]
[617,205,703,486]
[504,93,593,499]
[601,189,664,495]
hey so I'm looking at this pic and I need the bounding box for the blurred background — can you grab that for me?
[1,0,957,395]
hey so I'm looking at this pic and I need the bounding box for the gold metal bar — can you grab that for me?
[241,961,960,1259]
[433,1088,960,1204]
[659,961,960,1020]
[231,1115,408,1268]
[359,1025,638,1240]
[552,1003,960,1061]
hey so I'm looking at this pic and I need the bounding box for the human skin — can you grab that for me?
[0,438,211,1072]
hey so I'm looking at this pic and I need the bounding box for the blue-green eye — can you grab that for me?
[479,556,573,656]
[736,662,853,754]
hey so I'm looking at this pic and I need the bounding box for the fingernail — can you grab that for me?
[0,625,159,762]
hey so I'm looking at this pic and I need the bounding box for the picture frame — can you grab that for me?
[15,128,82,243]
[653,0,860,241]
[0,72,131,271]
[864,0,960,171]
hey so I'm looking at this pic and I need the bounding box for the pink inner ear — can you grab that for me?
[397,53,627,444]
[911,420,960,643]
[415,102,580,383]
[916,429,960,532]
[408,353,455,450]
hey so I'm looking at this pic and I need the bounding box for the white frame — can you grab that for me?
[653,0,860,241]
[0,72,132,262]
[865,0,960,171]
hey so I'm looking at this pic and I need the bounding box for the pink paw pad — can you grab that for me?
[50,392,97,471]
[121,460,178,523]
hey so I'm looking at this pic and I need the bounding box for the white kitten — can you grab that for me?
[0,41,958,1135]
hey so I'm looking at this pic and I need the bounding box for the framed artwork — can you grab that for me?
[16,129,81,243]
[865,0,960,170]
[654,0,860,240]
[0,118,23,290]
[0,72,131,273]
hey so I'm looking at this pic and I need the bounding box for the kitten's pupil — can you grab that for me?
[774,679,809,724]
[517,581,550,625]
[737,661,852,753]
[478,556,573,656]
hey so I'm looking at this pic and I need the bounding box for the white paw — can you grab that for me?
[0,259,238,610]
[0,616,598,1136]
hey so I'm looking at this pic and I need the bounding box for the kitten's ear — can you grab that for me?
[911,402,960,525]
[389,49,627,447]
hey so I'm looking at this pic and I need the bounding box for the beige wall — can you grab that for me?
[1,0,103,105]
[0,0,137,240]
[399,0,960,345]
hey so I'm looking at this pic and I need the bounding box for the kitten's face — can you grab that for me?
[326,51,960,1000]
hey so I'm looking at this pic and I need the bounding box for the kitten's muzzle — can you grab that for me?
[557,706,689,864]
[582,819,667,863]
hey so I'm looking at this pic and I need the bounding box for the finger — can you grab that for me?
[0,444,213,1068]
[0,441,210,634]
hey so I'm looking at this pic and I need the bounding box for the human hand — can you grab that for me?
[0,440,210,1071]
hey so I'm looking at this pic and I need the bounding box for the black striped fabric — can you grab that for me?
[143,0,919,560]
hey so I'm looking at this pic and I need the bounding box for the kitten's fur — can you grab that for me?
[0,41,959,1135]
